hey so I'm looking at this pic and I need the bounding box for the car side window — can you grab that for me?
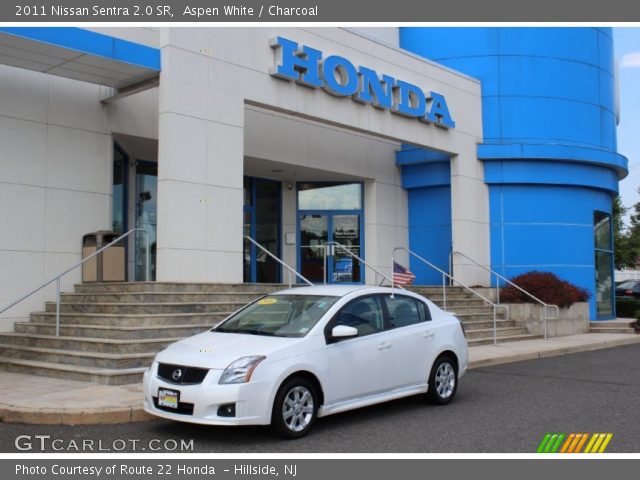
[384,295,427,328]
[332,296,385,337]
[416,300,432,321]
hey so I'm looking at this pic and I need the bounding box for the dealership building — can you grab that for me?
[0,26,627,332]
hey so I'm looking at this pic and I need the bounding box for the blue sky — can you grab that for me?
[614,28,640,227]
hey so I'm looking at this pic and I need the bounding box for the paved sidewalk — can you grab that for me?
[468,332,640,368]
[0,332,638,425]
[0,374,153,425]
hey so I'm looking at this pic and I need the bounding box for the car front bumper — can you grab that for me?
[142,364,274,426]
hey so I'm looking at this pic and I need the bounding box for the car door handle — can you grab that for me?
[423,331,435,339]
[378,341,392,350]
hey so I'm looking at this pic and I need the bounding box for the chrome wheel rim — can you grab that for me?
[435,362,456,399]
[282,386,314,432]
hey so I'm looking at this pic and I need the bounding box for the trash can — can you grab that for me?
[82,231,126,283]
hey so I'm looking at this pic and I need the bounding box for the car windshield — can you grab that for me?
[214,295,339,338]
[617,281,637,289]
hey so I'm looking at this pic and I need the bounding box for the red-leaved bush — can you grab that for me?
[499,271,590,308]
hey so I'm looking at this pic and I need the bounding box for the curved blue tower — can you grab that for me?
[399,27,628,319]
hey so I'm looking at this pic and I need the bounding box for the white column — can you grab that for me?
[450,140,491,286]
[156,33,244,283]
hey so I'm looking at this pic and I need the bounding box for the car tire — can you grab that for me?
[271,376,319,439]
[426,355,458,405]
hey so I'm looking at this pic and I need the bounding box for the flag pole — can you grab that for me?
[391,254,395,298]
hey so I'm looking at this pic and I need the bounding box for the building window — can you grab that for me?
[594,211,614,319]
[298,182,362,210]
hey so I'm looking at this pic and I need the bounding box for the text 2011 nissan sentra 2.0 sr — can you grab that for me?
[143,285,468,438]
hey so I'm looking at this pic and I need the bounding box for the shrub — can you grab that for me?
[617,298,640,318]
[499,271,590,308]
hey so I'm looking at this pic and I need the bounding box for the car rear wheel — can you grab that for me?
[426,355,458,405]
[271,376,318,439]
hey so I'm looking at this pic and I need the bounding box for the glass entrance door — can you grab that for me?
[299,214,328,283]
[135,161,157,281]
[331,214,361,283]
[297,182,364,284]
[299,212,362,284]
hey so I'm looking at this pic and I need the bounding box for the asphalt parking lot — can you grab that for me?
[1,344,639,453]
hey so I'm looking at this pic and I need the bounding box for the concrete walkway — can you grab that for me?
[0,332,639,425]
[469,332,640,368]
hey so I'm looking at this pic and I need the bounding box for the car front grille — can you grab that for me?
[157,363,209,385]
[152,397,194,416]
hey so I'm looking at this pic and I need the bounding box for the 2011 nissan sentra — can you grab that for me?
[143,285,468,438]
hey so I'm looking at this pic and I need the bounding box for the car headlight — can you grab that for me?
[218,356,266,384]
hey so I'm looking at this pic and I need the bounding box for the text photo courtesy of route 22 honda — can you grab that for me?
[143,285,468,438]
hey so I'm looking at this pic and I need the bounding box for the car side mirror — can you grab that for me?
[331,325,358,338]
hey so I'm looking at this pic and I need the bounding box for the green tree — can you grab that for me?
[613,196,632,269]
[624,189,640,268]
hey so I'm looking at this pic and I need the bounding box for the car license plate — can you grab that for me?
[158,388,179,409]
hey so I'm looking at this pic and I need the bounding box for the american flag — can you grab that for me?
[393,261,416,286]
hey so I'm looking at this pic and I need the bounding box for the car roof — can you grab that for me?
[270,284,421,298]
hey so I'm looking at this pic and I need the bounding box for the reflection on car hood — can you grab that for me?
[155,331,298,369]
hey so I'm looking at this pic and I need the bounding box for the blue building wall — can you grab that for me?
[399,27,628,319]
[395,146,452,284]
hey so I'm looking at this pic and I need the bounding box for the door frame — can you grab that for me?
[243,176,282,284]
[296,181,365,285]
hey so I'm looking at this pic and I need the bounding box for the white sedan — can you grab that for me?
[143,285,468,438]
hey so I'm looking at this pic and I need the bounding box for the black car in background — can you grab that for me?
[615,281,640,299]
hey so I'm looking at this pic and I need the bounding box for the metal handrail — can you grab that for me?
[0,228,150,337]
[392,246,509,345]
[327,241,398,287]
[451,251,560,340]
[245,236,313,288]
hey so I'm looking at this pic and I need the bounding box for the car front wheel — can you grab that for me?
[271,376,318,439]
[426,355,458,405]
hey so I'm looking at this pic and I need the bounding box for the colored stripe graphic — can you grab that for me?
[598,434,613,453]
[584,433,614,453]
[536,434,552,453]
[550,433,565,453]
[559,433,575,453]
[573,433,589,453]
[538,433,613,453]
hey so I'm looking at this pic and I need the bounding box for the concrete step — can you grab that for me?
[468,333,544,346]
[44,301,246,314]
[589,320,637,334]
[0,356,146,385]
[0,333,180,354]
[589,327,636,334]
[30,311,231,327]
[431,299,488,307]
[408,286,469,294]
[437,305,497,315]
[14,322,212,340]
[413,292,478,301]
[0,344,154,369]
[461,319,518,330]
[59,292,265,304]
[464,326,530,340]
[73,282,283,294]
[452,313,508,322]
[404,285,469,293]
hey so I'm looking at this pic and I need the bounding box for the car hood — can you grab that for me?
[155,330,299,369]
